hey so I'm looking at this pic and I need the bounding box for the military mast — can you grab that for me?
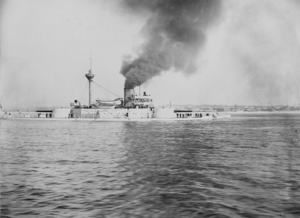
[85,54,94,107]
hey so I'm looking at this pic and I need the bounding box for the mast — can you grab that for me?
[85,70,94,107]
[85,54,94,107]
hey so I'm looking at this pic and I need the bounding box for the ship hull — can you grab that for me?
[1,108,230,120]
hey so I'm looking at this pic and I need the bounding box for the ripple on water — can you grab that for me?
[1,113,300,217]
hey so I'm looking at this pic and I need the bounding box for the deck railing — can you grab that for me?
[1,107,70,112]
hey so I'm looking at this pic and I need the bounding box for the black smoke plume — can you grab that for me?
[120,0,222,89]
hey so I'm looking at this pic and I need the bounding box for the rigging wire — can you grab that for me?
[92,81,121,98]
[96,83,110,99]
[91,81,110,98]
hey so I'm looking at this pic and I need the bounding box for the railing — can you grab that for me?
[1,113,39,118]
[1,106,70,112]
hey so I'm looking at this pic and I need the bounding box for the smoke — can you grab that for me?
[119,0,300,105]
[120,0,222,89]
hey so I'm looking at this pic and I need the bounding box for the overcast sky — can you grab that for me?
[1,0,300,108]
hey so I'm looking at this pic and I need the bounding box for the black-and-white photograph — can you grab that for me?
[0,0,299,217]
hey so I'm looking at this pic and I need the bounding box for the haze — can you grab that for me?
[1,0,300,108]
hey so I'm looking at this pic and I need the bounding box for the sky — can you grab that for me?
[1,0,300,108]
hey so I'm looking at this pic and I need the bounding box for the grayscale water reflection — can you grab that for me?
[1,113,299,217]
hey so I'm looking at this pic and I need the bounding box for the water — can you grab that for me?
[1,113,299,218]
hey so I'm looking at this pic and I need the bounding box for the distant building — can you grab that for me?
[212,108,221,112]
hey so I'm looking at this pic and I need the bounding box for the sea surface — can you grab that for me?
[1,113,300,218]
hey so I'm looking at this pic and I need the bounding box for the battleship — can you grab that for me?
[0,69,230,121]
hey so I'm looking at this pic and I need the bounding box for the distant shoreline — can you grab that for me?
[221,111,300,115]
